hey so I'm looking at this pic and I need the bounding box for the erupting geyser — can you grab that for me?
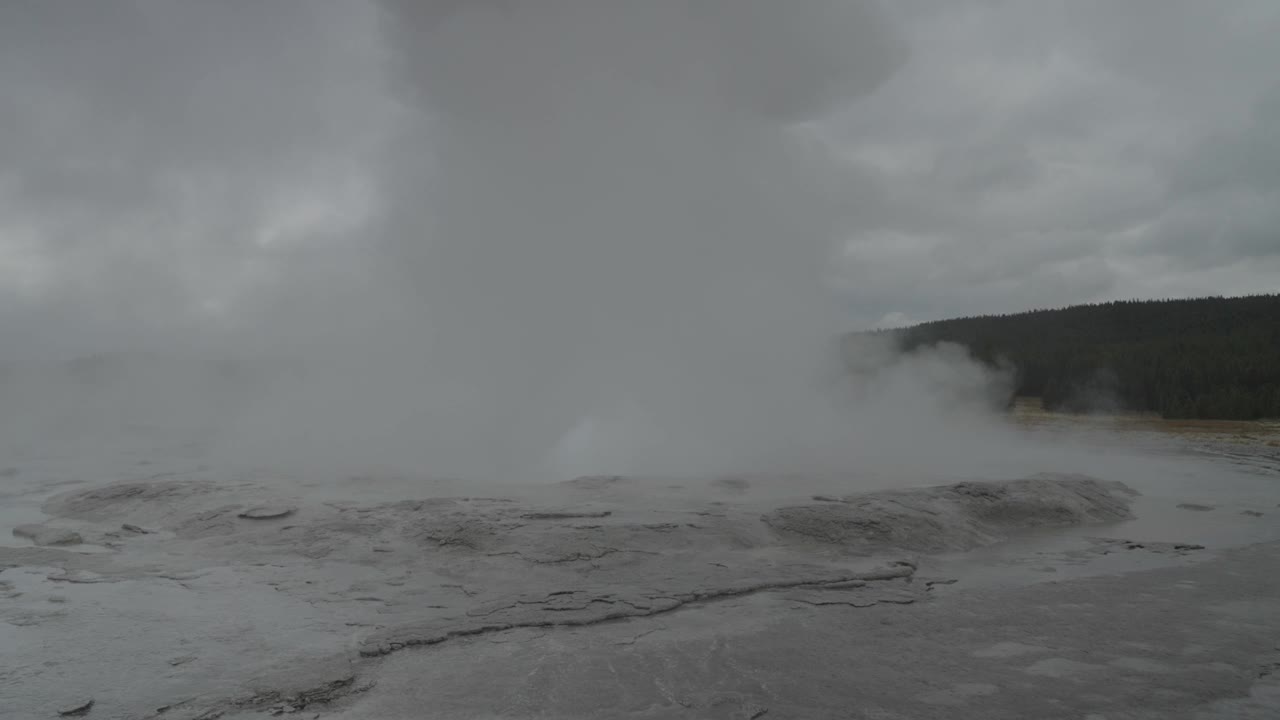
[366,0,907,479]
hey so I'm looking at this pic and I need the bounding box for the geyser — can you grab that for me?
[363,0,908,479]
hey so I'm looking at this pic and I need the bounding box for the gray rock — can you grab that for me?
[521,510,612,520]
[763,474,1135,554]
[561,475,625,490]
[12,524,83,547]
[237,506,296,520]
[44,480,215,520]
[57,698,94,717]
[712,476,751,493]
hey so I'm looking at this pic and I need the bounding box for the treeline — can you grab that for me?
[880,294,1280,420]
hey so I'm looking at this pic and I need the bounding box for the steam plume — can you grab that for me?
[329,0,911,479]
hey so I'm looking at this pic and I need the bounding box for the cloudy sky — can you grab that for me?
[1,0,1277,347]
[829,0,1280,327]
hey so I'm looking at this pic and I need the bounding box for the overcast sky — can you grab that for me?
[1,0,1277,348]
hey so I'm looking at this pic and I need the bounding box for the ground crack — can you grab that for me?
[359,563,916,658]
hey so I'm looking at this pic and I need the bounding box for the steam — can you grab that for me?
[318,0,908,479]
[1,1,1036,484]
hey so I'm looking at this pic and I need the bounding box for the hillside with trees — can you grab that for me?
[878,294,1280,420]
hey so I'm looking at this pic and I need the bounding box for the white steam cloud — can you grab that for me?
[2,1,1034,484]
[241,0,911,480]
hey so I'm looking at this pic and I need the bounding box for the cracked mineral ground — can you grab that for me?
[3,428,1280,719]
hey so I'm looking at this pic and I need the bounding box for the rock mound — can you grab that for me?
[763,473,1135,554]
[13,524,83,547]
[238,506,296,520]
[44,480,218,521]
[560,475,628,490]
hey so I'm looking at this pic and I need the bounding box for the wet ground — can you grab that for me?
[2,417,1279,719]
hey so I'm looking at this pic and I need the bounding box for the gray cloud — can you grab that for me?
[3,1,1275,339]
[825,0,1280,328]
[0,0,384,351]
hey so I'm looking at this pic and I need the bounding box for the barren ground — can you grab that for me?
[3,418,1279,719]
